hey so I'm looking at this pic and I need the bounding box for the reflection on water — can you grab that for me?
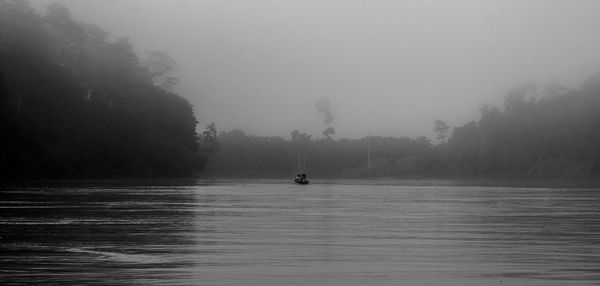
[1,182,600,285]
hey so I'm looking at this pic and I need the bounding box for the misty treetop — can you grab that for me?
[314,97,335,138]
[0,1,206,178]
[447,78,600,179]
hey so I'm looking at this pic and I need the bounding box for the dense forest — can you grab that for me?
[0,1,206,179]
[447,79,600,180]
[3,1,600,181]
[202,78,600,180]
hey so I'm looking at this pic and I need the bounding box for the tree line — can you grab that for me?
[201,129,439,178]
[0,1,206,179]
[203,78,600,180]
[447,79,600,180]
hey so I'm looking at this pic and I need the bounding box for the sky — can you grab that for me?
[31,0,600,140]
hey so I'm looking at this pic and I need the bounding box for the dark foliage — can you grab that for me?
[0,1,203,179]
[447,79,600,179]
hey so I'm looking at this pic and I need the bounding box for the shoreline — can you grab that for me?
[2,176,599,189]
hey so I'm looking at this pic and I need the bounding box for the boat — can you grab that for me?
[294,179,310,185]
[294,174,309,184]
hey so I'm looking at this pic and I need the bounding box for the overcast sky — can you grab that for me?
[32,0,600,139]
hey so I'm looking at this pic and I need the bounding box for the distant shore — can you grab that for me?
[2,175,598,189]
[194,174,600,188]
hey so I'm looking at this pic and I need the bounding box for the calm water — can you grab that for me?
[1,181,600,285]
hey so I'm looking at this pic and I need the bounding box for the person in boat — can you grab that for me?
[294,173,309,184]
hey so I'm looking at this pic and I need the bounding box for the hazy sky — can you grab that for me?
[32,0,600,139]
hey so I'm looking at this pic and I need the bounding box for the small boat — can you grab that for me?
[294,179,309,185]
[294,174,309,185]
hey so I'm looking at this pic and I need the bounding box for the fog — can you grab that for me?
[31,0,600,139]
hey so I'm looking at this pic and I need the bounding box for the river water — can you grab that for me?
[1,181,600,285]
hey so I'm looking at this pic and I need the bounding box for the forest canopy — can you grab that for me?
[0,1,204,178]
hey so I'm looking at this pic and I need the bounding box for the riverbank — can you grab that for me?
[2,176,598,189]
[197,176,600,189]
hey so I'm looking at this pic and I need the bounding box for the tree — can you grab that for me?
[46,2,71,23]
[504,82,537,112]
[447,121,480,172]
[433,119,450,144]
[144,50,180,92]
[323,126,335,138]
[315,98,335,139]
[415,136,432,148]
[203,122,219,156]
[0,0,35,15]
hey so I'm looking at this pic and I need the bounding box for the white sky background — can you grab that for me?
[32,0,600,139]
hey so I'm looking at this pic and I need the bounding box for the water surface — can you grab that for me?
[1,181,600,285]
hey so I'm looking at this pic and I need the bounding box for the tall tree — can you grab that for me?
[433,119,450,144]
[315,98,335,139]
